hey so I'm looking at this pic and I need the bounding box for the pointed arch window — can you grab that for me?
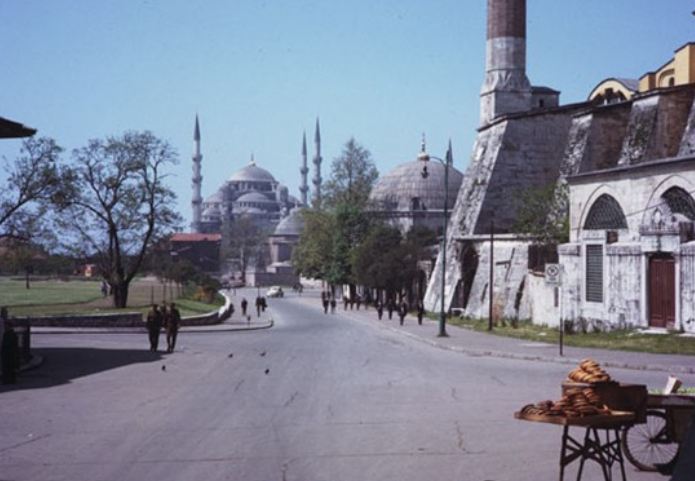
[583,194,627,230]
[662,187,695,221]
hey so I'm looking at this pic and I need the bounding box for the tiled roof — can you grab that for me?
[171,233,222,242]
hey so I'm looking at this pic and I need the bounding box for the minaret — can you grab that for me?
[480,0,532,126]
[299,132,309,206]
[312,118,322,208]
[191,115,203,233]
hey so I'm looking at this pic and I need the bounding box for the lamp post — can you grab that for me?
[421,142,453,338]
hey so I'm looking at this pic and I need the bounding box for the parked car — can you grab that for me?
[266,286,284,298]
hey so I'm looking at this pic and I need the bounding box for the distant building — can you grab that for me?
[169,233,222,273]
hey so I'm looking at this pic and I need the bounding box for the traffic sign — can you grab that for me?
[545,263,561,285]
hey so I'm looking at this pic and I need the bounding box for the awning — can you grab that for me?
[0,116,36,138]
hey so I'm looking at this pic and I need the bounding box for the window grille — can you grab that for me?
[583,194,627,230]
[662,187,695,220]
[585,244,603,303]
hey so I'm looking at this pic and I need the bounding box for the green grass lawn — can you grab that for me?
[0,277,224,318]
[446,316,695,356]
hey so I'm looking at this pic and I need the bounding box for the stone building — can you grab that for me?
[559,83,695,334]
[424,0,588,320]
[425,0,695,333]
[369,138,464,235]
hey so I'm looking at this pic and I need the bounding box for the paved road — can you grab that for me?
[1,291,691,481]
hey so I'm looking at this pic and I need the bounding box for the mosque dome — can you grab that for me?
[205,190,224,203]
[370,143,463,212]
[229,160,276,183]
[273,208,304,237]
[235,192,274,204]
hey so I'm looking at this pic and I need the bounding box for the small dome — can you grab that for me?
[229,162,276,183]
[273,208,304,236]
[235,192,274,203]
[205,190,224,203]
[370,159,463,212]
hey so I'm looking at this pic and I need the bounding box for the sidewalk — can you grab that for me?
[292,293,695,375]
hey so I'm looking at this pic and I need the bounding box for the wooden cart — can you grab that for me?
[621,393,695,472]
[515,410,635,481]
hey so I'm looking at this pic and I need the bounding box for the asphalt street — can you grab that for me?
[1,290,692,481]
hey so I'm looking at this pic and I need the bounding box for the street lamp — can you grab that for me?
[421,141,453,338]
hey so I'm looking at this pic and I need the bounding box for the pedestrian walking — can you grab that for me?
[330,296,336,314]
[376,301,384,320]
[355,294,361,310]
[1,320,18,384]
[349,297,355,310]
[100,280,108,298]
[343,296,349,311]
[146,304,163,352]
[321,292,329,314]
[398,301,408,326]
[241,298,248,316]
[261,296,267,312]
[417,301,424,325]
[166,302,181,353]
[255,296,262,317]
[387,299,395,320]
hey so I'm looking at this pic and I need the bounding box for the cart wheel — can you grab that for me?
[621,410,679,472]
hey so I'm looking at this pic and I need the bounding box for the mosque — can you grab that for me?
[171,117,320,283]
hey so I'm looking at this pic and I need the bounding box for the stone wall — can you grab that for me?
[525,271,559,327]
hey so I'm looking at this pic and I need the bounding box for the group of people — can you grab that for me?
[320,292,425,326]
[145,302,181,353]
[374,299,424,326]
[320,292,338,314]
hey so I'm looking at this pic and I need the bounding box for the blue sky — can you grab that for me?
[1,1,693,228]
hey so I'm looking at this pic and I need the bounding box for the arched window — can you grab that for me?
[583,194,628,230]
[662,187,695,220]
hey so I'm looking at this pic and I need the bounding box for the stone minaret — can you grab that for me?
[299,131,309,206]
[480,0,532,126]
[312,118,322,208]
[191,115,203,233]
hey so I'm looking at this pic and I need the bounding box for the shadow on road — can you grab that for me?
[0,347,163,392]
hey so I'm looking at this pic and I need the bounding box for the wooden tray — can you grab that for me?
[514,410,635,427]
[647,393,695,408]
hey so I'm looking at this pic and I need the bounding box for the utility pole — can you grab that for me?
[488,217,494,331]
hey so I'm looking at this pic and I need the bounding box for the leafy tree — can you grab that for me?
[0,137,69,241]
[326,203,371,286]
[352,224,404,294]
[292,209,334,280]
[323,138,379,209]
[513,183,570,245]
[223,215,266,283]
[60,131,182,307]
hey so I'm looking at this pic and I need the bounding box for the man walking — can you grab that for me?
[241,298,248,316]
[417,301,424,325]
[376,301,384,320]
[166,302,181,353]
[1,320,19,385]
[146,304,163,352]
[321,292,329,314]
[330,296,336,314]
[398,301,408,326]
[387,299,395,320]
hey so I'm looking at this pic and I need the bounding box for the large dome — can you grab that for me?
[229,162,276,183]
[370,158,463,212]
[235,192,274,204]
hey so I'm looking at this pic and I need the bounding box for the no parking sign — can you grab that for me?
[545,263,561,285]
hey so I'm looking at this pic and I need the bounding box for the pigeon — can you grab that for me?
[265,369,270,375]
[260,351,266,357]
[161,365,166,371]
[228,353,234,358]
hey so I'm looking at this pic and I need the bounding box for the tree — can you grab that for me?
[223,215,266,283]
[513,183,570,245]
[60,131,181,307]
[292,209,335,280]
[0,137,68,241]
[326,203,371,287]
[323,138,379,209]
[352,223,404,296]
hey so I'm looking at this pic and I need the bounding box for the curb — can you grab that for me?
[31,319,274,335]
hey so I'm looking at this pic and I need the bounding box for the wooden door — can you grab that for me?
[649,255,675,328]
